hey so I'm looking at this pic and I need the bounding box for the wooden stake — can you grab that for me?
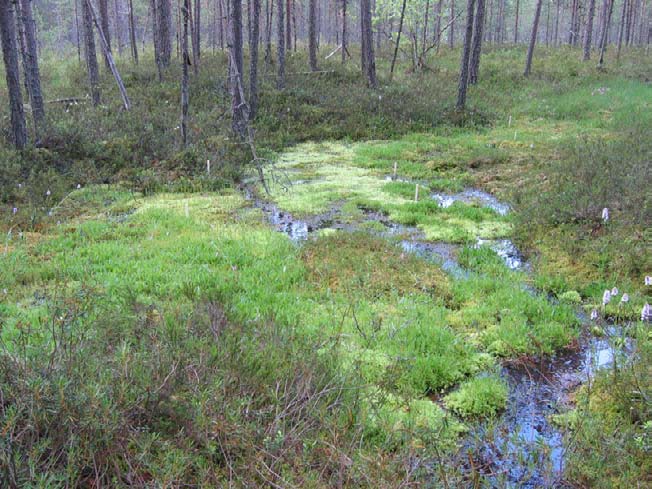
[207,159,211,175]
[508,115,512,127]
[393,161,398,179]
[414,183,419,202]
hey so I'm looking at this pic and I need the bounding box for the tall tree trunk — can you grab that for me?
[128,0,139,63]
[229,0,247,136]
[598,0,614,65]
[435,0,443,50]
[524,0,543,76]
[18,0,45,139]
[75,0,82,61]
[449,0,455,46]
[514,0,519,42]
[584,0,596,58]
[617,0,628,58]
[81,0,101,105]
[219,0,225,49]
[308,0,318,70]
[456,0,475,109]
[276,0,285,88]
[360,0,376,87]
[390,0,407,79]
[194,0,201,58]
[158,0,173,68]
[114,0,123,55]
[85,0,131,109]
[188,0,199,72]
[469,0,485,84]
[181,0,190,145]
[249,0,260,118]
[341,0,347,61]
[554,0,561,44]
[264,0,272,62]
[285,0,291,50]
[99,0,112,68]
[0,0,27,148]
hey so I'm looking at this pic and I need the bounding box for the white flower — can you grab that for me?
[46,190,51,196]
[645,276,652,286]
[590,309,599,320]
[602,290,611,305]
[620,293,629,303]
[601,207,609,221]
[611,287,619,296]
[642,303,652,322]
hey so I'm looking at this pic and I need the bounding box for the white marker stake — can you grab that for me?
[393,161,398,179]
[207,160,211,175]
[508,115,512,127]
[185,202,190,218]
[514,131,518,140]
[414,184,419,202]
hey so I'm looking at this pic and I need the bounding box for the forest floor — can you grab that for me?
[1,47,651,486]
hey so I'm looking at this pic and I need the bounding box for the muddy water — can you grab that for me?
[243,174,625,487]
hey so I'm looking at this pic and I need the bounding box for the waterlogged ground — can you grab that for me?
[0,133,642,486]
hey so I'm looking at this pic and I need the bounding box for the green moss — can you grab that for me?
[444,374,508,418]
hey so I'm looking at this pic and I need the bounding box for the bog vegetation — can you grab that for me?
[0,0,651,486]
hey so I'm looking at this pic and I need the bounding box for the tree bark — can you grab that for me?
[449,0,455,47]
[524,0,543,76]
[229,0,247,137]
[18,0,45,139]
[181,0,190,145]
[456,0,475,109]
[514,0,519,42]
[276,0,285,88]
[308,0,318,70]
[0,0,27,148]
[158,0,173,68]
[360,0,376,87]
[598,0,614,65]
[128,0,139,63]
[390,0,407,79]
[85,0,131,109]
[469,0,485,84]
[584,0,596,59]
[285,0,291,50]
[194,0,201,58]
[81,0,101,105]
[341,0,347,61]
[617,0,628,58]
[99,0,112,68]
[114,0,123,55]
[249,0,260,118]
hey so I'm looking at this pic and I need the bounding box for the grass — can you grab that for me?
[0,44,650,486]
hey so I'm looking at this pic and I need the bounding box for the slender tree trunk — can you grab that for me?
[390,0,407,79]
[617,0,628,58]
[545,0,550,45]
[524,0,544,76]
[276,0,285,88]
[128,0,138,63]
[360,0,376,87]
[0,0,27,148]
[308,0,318,69]
[514,0,519,42]
[81,0,101,105]
[85,0,131,109]
[75,0,82,61]
[99,0,112,68]
[195,0,201,58]
[598,0,614,65]
[584,0,596,58]
[555,0,561,44]
[158,0,173,67]
[249,0,260,118]
[449,0,455,47]
[435,0,443,50]
[341,0,347,61]
[456,0,475,109]
[114,0,123,55]
[264,0,272,62]
[469,0,485,84]
[18,0,45,139]
[181,0,190,145]
[189,0,199,72]
[285,0,291,50]
[229,0,247,136]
